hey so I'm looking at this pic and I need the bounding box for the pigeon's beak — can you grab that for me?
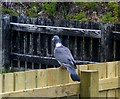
[52,38,54,41]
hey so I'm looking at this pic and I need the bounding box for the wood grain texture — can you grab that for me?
[25,70,37,89]
[3,73,14,92]
[99,77,119,91]
[107,62,116,97]
[77,65,88,77]
[37,69,48,88]
[10,23,101,38]
[1,82,80,97]
[56,68,69,85]
[0,74,2,93]
[88,63,106,79]
[47,68,57,86]
[14,72,25,91]
[80,70,99,97]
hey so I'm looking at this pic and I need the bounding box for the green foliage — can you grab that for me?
[2,2,120,23]
[26,8,37,17]
[98,2,120,23]
[77,2,96,10]
[2,8,19,16]
[42,2,56,16]
[25,2,38,17]
[75,12,86,20]
[98,12,117,23]
[85,2,96,10]
[66,14,71,20]
[2,8,14,14]
[66,12,89,21]
[108,2,120,19]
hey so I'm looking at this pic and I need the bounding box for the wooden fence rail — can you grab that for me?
[0,61,120,98]
[1,15,120,71]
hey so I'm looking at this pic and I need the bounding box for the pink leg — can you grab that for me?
[59,66,66,69]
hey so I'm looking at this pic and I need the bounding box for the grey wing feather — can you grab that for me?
[54,46,77,69]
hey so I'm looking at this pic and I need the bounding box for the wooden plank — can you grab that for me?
[46,18,53,26]
[100,23,114,62]
[84,37,91,61]
[107,62,116,97]
[99,77,119,91]
[33,33,38,55]
[19,32,25,54]
[80,70,99,97]
[19,32,25,69]
[47,34,53,57]
[14,72,25,91]
[92,38,100,61]
[75,20,83,28]
[61,35,68,48]
[11,30,19,69]
[37,69,48,88]
[114,23,120,31]
[99,91,107,98]
[83,21,91,29]
[10,23,101,38]
[115,61,120,98]
[76,37,83,60]
[10,16,18,23]
[40,34,46,56]
[115,61,120,84]
[25,33,30,54]
[69,36,75,58]
[60,19,68,27]
[56,68,69,85]
[3,73,14,92]
[11,31,18,53]
[68,20,75,28]
[0,74,2,93]
[107,62,116,78]
[37,18,46,25]
[1,82,80,97]
[77,65,88,77]
[2,15,11,71]
[88,63,106,79]
[115,89,120,98]
[47,68,57,86]
[10,52,60,66]
[25,70,37,89]
[115,40,120,61]
[54,19,61,27]
[107,89,116,97]
[91,22,100,30]
[0,14,2,73]
[10,53,97,66]
[113,33,120,40]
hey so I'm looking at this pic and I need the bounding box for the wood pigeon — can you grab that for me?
[52,35,80,82]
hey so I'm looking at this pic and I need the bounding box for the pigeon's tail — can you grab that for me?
[70,73,80,81]
[66,66,80,82]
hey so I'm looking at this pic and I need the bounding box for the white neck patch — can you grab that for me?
[56,42,62,47]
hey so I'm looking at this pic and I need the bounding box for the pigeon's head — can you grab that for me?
[52,35,61,43]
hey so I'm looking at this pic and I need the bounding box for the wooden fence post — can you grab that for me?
[2,15,10,72]
[0,14,2,73]
[100,23,114,62]
[80,70,99,98]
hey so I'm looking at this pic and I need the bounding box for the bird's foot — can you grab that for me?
[59,66,66,69]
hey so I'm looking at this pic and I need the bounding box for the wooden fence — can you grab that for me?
[0,61,120,98]
[1,14,120,71]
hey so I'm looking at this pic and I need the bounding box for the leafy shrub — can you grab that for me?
[42,2,56,16]
[66,12,89,21]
